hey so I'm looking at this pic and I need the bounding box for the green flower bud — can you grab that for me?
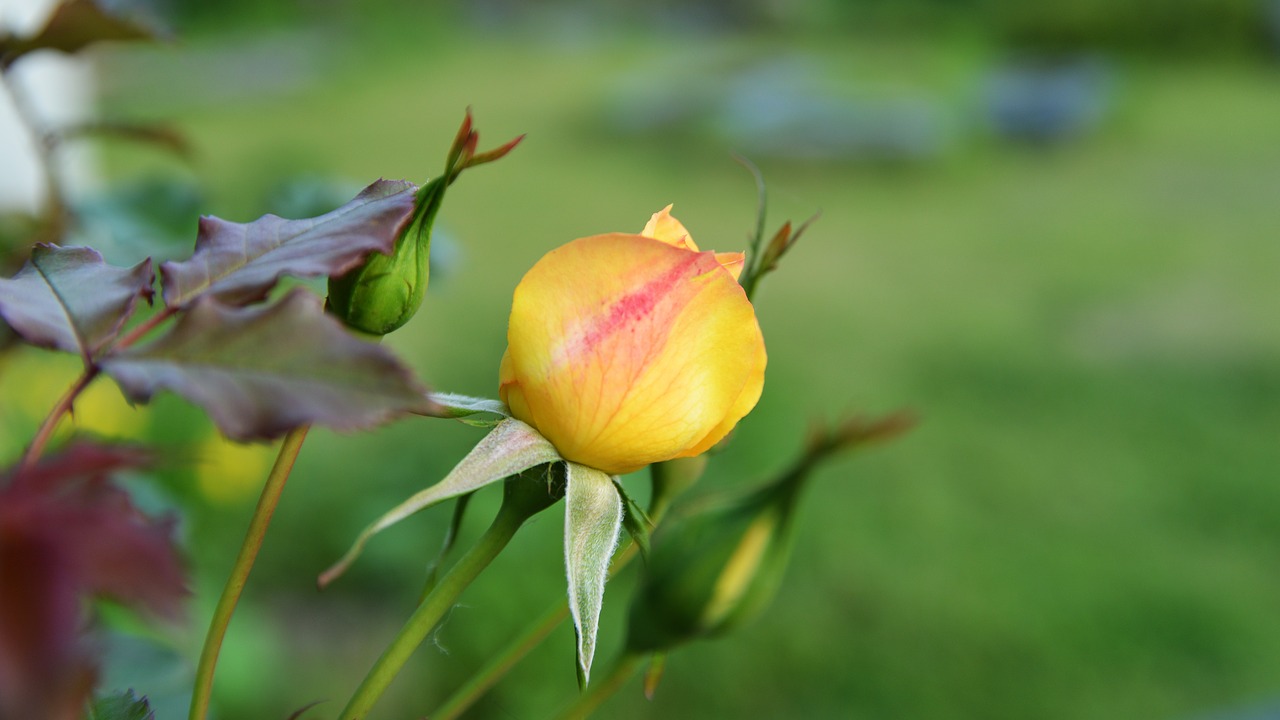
[627,413,915,654]
[327,178,442,336]
[327,110,523,336]
[625,470,803,653]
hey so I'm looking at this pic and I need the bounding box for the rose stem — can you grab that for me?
[188,425,309,720]
[337,476,553,720]
[20,303,179,470]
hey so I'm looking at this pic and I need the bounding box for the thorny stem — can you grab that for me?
[17,303,178,470]
[188,426,310,720]
[19,365,99,470]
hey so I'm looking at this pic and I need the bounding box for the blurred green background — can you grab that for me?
[3,0,1280,718]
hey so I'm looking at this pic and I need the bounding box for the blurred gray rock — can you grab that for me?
[605,54,950,164]
[982,55,1113,144]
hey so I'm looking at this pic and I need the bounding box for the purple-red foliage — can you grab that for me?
[0,443,187,720]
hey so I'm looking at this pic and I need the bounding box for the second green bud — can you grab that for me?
[328,178,444,337]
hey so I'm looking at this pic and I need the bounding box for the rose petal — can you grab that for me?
[503,233,765,474]
[641,205,698,252]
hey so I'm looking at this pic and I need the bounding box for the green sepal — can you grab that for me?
[643,652,667,700]
[564,462,624,687]
[319,417,560,587]
[614,478,653,562]
[419,392,510,427]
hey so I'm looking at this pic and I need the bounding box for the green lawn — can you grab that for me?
[54,17,1280,719]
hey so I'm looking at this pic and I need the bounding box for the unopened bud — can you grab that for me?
[627,412,914,654]
[327,179,439,335]
[625,471,803,653]
[327,110,523,336]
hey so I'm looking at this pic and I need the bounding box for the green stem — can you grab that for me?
[556,651,644,720]
[338,477,554,720]
[188,425,309,720]
[429,541,644,720]
[431,601,567,720]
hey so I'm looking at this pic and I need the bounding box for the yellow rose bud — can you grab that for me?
[498,207,766,475]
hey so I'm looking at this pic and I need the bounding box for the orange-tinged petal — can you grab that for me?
[502,233,765,475]
[715,251,745,282]
[641,205,699,252]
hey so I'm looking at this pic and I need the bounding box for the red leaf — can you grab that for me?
[159,179,416,307]
[0,442,185,719]
[0,244,154,361]
[101,289,429,440]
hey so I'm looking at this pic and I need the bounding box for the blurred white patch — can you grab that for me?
[0,0,97,213]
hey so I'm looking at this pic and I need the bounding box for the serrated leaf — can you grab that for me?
[159,179,416,307]
[319,418,561,587]
[100,289,426,441]
[0,244,153,360]
[0,0,157,69]
[88,690,155,720]
[564,462,623,687]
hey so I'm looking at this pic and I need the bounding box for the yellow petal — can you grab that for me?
[678,339,765,457]
[498,347,534,423]
[641,204,699,252]
[503,233,765,475]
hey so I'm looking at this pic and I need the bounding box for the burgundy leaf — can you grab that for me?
[8,442,153,494]
[159,179,417,307]
[0,244,154,360]
[101,289,429,440]
[0,0,157,69]
[0,442,184,720]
